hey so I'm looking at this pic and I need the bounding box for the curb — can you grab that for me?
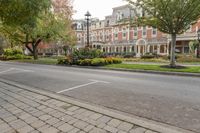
[58,65,200,78]
[3,61,200,78]
[101,67,200,77]
[0,78,195,133]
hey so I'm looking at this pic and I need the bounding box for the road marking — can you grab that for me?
[57,79,110,94]
[0,68,34,75]
[89,79,110,84]
[0,68,15,74]
[12,68,34,72]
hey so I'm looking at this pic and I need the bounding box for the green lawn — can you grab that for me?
[15,58,58,65]
[123,57,200,64]
[106,64,200,73]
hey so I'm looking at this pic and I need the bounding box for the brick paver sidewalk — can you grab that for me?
[0,81,160,133]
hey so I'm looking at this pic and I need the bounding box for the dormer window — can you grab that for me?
[116,11,123,21]
[121,13,124,19]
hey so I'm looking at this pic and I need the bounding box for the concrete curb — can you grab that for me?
[3,61,200,77]
[101,67,200,77]
[0,78,195,133]
[58,65,200,78]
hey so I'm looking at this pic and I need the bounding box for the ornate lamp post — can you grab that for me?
[85,11,91,48]
[197,29,200,58]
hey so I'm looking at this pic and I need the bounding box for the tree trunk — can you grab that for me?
[170,34,176,68]
[32,39,42,60]
[32,45,38,60]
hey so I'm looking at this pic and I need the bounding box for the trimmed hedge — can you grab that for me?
[0,55,32,60]
[57,57,122,66]
[141,52,158,59]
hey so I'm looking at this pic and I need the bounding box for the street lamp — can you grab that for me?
[85,11,91,48]
[197,29,200,58]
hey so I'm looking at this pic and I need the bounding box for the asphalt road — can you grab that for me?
[0,61,200,132]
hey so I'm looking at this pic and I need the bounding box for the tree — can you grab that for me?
[0,0,76,60]
[52,0,74,19]
[127,0,200,67]
[0,0,51,58]
[0,0,51,27]
[25,13,75,59]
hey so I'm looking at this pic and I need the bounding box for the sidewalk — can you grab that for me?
[0,80,194,133]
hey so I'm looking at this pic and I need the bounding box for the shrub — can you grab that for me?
[177,55,200,62]
[13,49,23,55]
[91,58,106,66]
[162,54,181,60]
[3,48,23,56]
[14,54,23,59]
[72,48,103,60]
[57,57,72,65]
[141,53,156,59]
[105,57,113,64]
[79,59,92,66]
[23,56,33,59]
[57,56,122,66]
[123,52,136,58]
[3,48,14,56]
[112,58,122,64]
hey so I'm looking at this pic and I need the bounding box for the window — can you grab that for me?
[143,26,147,37]
[121,13,124,19]
[134,27,138,37]
[152,27,157,36]
[116,12,124,21]
[115,33,118,38]
[77,35,81,41]
[123,28,126,38]
[184,47,189,53]
[114,28,118,39]
[107,20,109,26]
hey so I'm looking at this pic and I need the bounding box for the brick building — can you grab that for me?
[73,4,200,57]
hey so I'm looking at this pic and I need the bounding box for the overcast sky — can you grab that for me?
[73,0,128,20]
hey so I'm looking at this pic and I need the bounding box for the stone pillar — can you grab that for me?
[101,47,104,52]
[115,46,117,53]
[147,45,150,53]
[157,45,160,54]
[143,45,145,54]
[153,45,155,53]
[138,46,141,56]
[134,45,137,54]
[164,45,167,54]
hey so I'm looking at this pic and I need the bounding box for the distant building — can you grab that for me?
[73,4,200,57]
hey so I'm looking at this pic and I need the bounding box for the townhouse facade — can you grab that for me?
[73,4,200,57]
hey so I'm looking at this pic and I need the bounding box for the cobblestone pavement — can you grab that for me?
[0,82,159,133]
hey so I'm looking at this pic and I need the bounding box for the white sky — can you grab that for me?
[73,0,128,20]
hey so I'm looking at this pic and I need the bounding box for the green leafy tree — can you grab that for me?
[0,0,75,60]
[0,0,51,27]
[0,0,51,58]
[127,0,200,67]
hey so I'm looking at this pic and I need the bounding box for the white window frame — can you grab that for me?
[152,27,157,37]
[142,26,147,38]
[133,27,138,38]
